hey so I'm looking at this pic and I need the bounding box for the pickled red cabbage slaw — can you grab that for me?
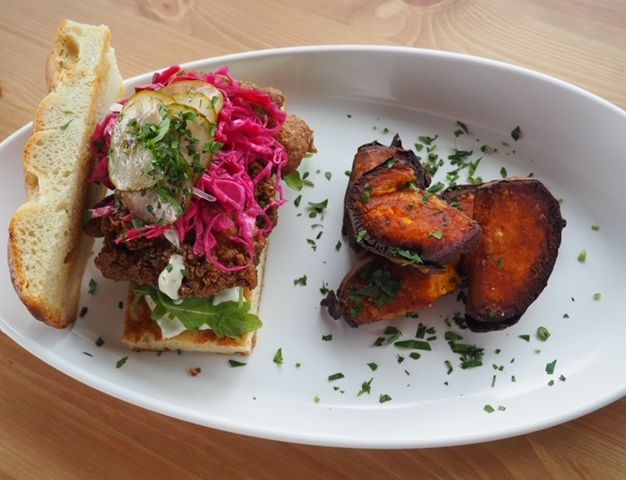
[89,65,289,272]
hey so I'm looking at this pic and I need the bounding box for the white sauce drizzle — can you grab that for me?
[164,229,180,248]
[212,287,241,305]
[143,295,186,339]
[158,254,186,301]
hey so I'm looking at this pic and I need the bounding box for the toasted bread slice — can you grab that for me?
[322,256,460,326]
[465,178,565,331]
[122,248,267,354]
[8,20,124,328]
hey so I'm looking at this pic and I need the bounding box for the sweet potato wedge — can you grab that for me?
[347,160,481,268]
[465,178,565,331]
[342,135,429,249]
[322,256,461,326]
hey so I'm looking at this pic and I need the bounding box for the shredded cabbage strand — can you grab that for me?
[90,66,289,272]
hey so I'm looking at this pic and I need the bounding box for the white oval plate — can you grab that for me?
[1,46,625,448]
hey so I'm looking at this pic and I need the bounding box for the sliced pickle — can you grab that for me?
[109,91,174,191]
[168,104,213,172]
[160,80,224,122]
[121,182,192,226]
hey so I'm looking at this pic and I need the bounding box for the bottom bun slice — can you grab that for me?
[122,248,267,354]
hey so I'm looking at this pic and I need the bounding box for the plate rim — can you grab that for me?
[1,45,625,448]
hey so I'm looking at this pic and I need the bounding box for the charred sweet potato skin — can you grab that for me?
[465,178,565,331]
[323,256,461,326]
[348,161,481,267]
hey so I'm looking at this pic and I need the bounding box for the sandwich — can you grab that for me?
[9,20,316,355]
[84,65,314,354]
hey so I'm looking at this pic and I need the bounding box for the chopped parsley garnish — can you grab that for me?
[60,119,74,130]
[325,171,332,181]
[548,379,555,386]
[500,166,508,178]
[491,375,497,388]
[306,238,317,251]
[116,356,128,368]
[545,359,557,375]
[328,372,345,382]
[307,199,328,218]
[345,170,352,177]
[273,348,284,364]
[284,171,304,191]
[356,229,368,244]
[358,378,373,396]
[415,323,427,339]
[563,313,570,318]
[483,404,495,413]
[537,326,551,341]
[497,405,506,411]
[320,282,330,295]
[430,230,444,240]
[95,337,105,347]
[518,334,530,342]
[409,352,421,360]
[593,292,602,301]
[295,362,302,368]
[293,275,308,286]
[455,120,470,136]
[294,195,302,207]
[351,267,403,315]
[360,189,372,204]
[394,339,432,351]
[591,225,600,231]
[373,337,385,347]
[79,307,88,318]
[445,360,453,374]
[511,126,522,141]
[228,360,246,367]
[577,249,587,263]
[559,374,567,382]
[314,395,320,403]
[367,362,378,371]
[396,354,405,364]
[396,249,423,265]
[383,325,402,344]
[418,135,438,145]
[322,334,333,341]
[382,127,390,134]
[446,332,484,369]
[379,394,392,404]
[88,278,98,295]
[335,240,342,252]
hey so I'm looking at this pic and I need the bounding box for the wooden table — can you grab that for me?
[1,1,624,478]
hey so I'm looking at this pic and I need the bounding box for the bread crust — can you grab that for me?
[8,20,124,328]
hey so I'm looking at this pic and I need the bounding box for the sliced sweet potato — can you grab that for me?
[441,184,477,218]
[342,135,429,249]
[465,178,565,331]
[322,256,461,326]
[347,160,481,268]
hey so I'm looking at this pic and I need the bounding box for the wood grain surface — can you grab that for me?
[1,1,625,478]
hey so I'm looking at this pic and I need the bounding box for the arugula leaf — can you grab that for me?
[134,285,262,339]
[284,171,304,191]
